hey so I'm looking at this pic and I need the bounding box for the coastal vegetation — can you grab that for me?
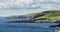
[8,10,60,23]
[35,10,60,23]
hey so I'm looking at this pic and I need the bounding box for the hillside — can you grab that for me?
[8,10,60,23]
[25,13,45,18]
[35,10,60,23]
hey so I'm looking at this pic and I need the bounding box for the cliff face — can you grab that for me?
[5,18,36,23]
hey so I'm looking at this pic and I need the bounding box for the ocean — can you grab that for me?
[0,23,58,32]
[0,17,59,32]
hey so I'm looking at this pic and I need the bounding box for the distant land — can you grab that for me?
[6,10,60,23]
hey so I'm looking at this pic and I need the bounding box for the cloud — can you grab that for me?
[0,0,60,10]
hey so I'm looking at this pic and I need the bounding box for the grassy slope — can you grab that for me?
[36,10,60,22]
[8,10,60,23]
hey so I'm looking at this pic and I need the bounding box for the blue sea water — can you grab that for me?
[0,23,58,32]
[0,17,59,32]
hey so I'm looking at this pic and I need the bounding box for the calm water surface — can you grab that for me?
[0,23,58,32]
[0,18,59,32]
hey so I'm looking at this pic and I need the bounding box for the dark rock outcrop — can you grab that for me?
[5,20,35,23]
[49,24,60,27]
[54,20,60,23]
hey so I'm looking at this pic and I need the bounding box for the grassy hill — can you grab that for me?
[35,10,60,23]
[8,10,60,23]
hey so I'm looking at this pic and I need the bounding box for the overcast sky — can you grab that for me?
[0,0,60,17]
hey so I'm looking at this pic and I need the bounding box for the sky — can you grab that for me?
[0,0,60,17]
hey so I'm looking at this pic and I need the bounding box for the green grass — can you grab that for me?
[35,10,60,22]
[8,10,60,23]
